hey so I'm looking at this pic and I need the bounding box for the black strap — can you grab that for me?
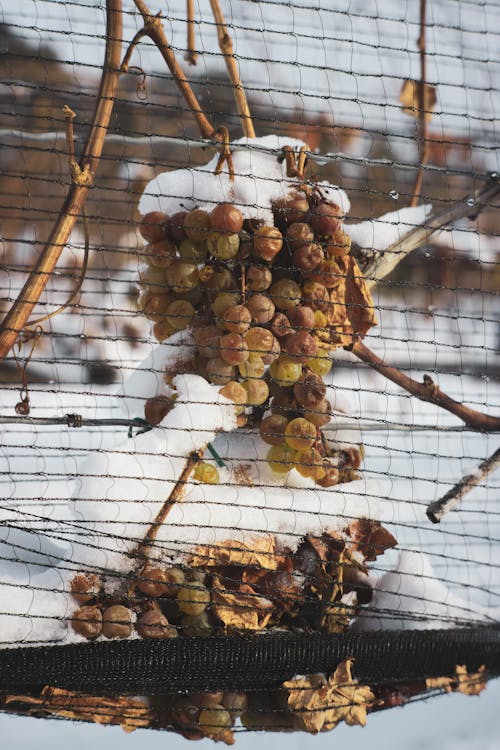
[1,628,499,695]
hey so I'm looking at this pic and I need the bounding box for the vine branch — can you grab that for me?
[426,447,500,523]
[351,339,500,432]
[209,0,255,138]
[410,0,429,207]
[0,0,123,362]
[132,0,217,140]
[185,0,198,66]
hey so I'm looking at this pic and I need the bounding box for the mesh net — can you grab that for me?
[0,0,499,742]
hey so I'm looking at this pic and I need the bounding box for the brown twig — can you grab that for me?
[427,447,500,523]
[410,0,429,207]
[351,339,500,432]
[209,0,255,138]
[185,0,198,66]
[0,0,123,362]
[134,450,202,562]
[133,0,217,140]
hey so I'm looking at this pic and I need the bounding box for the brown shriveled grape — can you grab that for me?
[168,210,188,244]
[102,605,133,639]
[242,378,269,406]
[304,398,332,427]
[325,227,351,258]
[270,389,297,418]
[71,605,102,639]
[144,396,173,426]
[271,312,294,339]
[206,357,236,385]
[136,603,178,639]
[287,305,315,330]
[152,321,176,343]
[309,201,342,237]
[293,242,324,272]
[273,192,309,225]
[193,326,221,359]
[253,226,283,262]
[176,583,211,616]
[244,326,276,358]
[238,233,253,261]
[269,278,302,311]
[261,336,281,365]
[219,333,249,365]
[308,259,342,289]
[294,447,326,480]
[219,381,247,414]
[184,209,211,242]
[70,572,102,604]
[285,222,314,250]
[162,567,186,597]
[294,370,327,409]
[210,203,244,233]
[136,563,171,597]
[165,261,198,293]
[246,264,273,292]
[284,417,317,452]
[221,305,252,334]
[147,239,177,268]
[140,211,169,243]
[165,299,195,330]
[283,331,317,362]
[316,463,340,487]
[222,692,248,715]
[302,280,330,312]
[259,414,288,446]
[246,294,275,324]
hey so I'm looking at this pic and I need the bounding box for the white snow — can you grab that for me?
[139,135,350,225]
[345,204,433,252]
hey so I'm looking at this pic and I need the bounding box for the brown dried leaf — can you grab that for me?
[399,79,437,122]
[427,665,487,696]
[284,658,375,734]
[212,576,274,630]
[189,536,278,571]
[341,256,378,342]
[345,518,397,562]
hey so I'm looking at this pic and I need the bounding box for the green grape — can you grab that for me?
[193,462,220,484]
[165,299,195,330]
[266,444,296,474]
[269,278,302,311]
[306,346,333,377]
[179,238,208,262]
[176,583,211,616]
[238,357,265,379]
[284,417,317,452]
[242,378,269,406]
[184,208,211,242]
[269,356,303,387]
[207,231,240,260]
[165,260,198,293]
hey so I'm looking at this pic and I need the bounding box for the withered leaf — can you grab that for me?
[4,687,154,733]
[345,518,397,562]
[426,665,487,696]
[212,576,274,630]
[284,658,375,734]
[341,256,378,342]
[399,79,437,122]
[189,536,278,571]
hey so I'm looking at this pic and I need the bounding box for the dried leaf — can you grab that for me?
[212,576,274,630]
[284,658,375,734]
[345,519,397,562]
[399,79,437,122]
[341,256,378,343]
[427,665,487,696]
[189,536,278,571]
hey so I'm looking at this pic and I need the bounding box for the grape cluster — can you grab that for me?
[138,188,358,485]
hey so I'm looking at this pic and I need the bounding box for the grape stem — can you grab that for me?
[426,447,500,523]
[209,0,255,138]
[409,0,429,207]
[0,0,123,363]
[351,339,500,433]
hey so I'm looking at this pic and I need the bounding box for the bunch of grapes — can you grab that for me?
[138,186,358,486]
